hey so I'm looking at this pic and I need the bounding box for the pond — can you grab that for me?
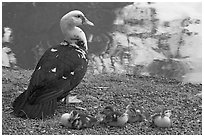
[2,2,202,84]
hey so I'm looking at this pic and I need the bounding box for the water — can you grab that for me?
[2,2,202,84]
[89,2,202,84]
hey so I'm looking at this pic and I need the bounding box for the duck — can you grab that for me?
[125,103,147,123]
[12,10,94,119]
[100,106,128,127]
[150,108,172,128]
[60,110,98,129]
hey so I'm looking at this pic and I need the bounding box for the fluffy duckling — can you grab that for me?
[125,103,147,123]
[100,106,128,127]
[151,108,172,128]
[60,110,78,128]
[60,110,97,129]
[71,112,98,129]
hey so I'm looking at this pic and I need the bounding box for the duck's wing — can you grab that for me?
[12,43,88,119]
[28,44,88,104]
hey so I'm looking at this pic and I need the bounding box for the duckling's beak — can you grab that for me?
[83,17,94,26]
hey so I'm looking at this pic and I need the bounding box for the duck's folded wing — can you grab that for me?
[27,46,86,104]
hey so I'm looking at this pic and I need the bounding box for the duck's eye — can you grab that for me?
[76,15,81,18]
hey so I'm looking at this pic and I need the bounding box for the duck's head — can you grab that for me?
[70,110,79,119]
[60,10,94,28]
[163,109,172,117]
[60,10,94,50]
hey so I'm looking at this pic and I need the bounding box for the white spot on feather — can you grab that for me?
[37,66,41,70]
[71,43,80,49]
[51,67,56,72]
[70,71,75,75]
[62,76,67,79]
[51,48,57,52]
[75,49,87,60]
[60,41,68,46]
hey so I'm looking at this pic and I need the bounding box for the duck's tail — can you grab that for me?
[12,91,57,119]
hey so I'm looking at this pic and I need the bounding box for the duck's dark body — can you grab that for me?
[12,41,88,119]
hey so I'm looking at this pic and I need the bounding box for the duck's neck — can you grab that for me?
[61,25,88,51]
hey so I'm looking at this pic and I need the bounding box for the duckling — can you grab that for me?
[71,112,98,129]
[125,103,147,123]
[100,106,128,127]
[60,110,79,128]
[151,108,172,128]
[60,110,97,129]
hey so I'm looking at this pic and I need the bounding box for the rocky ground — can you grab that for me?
[2,68,202,135]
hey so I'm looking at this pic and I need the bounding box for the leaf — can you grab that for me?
[75,106,87,111]
[67,95,82,104]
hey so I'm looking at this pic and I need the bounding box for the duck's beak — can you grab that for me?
[83,17,94,26]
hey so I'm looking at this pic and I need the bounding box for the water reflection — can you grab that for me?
[89,2,202,84]
[2,2,202,84]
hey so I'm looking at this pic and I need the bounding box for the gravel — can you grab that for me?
[2,68,202,135]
